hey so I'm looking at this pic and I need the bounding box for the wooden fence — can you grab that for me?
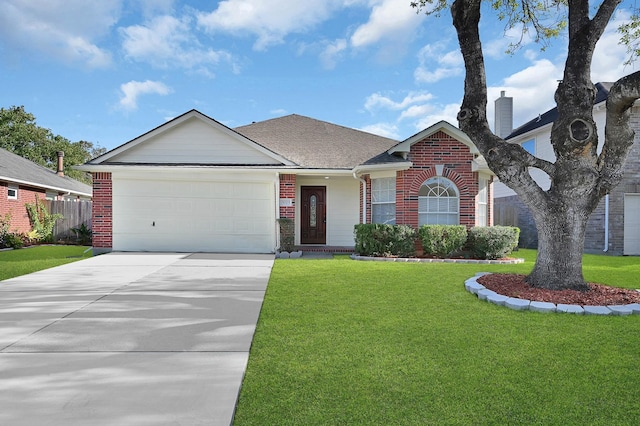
[44,200,92,241]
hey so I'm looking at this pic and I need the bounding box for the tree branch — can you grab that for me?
[598,71,640,194]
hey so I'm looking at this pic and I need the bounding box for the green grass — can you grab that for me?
[0,245,92,281]
[234,250,640,425]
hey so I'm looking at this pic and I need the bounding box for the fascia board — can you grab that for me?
[88,110,295,166]
[352,162,413,175]
[0,175,92,197]
[389,120,479,155]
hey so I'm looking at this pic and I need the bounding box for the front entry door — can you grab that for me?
[301,186,326,244]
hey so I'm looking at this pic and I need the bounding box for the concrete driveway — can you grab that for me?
[0,252,274,426]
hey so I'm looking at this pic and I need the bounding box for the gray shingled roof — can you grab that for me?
[0,148,92,196]
[235,114,399,169]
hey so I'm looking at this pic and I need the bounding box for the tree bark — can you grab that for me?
[450,0,639,291]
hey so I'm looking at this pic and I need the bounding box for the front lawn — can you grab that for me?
[0,245,92,281]
[234,250,640,425]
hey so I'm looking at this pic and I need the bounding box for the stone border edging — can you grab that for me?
[465,272,640,316]
[351,254,525,264]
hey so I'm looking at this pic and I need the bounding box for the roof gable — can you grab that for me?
[90,110,293,166]
[235,114,399,169]
[389,120,479,155]
[0,148,92,196]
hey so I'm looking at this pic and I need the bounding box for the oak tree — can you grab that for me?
[0,106,105,184]
[413,0,640,290]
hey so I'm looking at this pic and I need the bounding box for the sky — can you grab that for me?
[1,0,639,152]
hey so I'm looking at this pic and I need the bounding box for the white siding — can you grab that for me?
[296,176,360,246]
[496,107,608,199]
[112,170,277,253]
[110,117,281,165]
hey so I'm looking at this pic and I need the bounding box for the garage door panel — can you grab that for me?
[624,194,640,255]
[113,177,275,253]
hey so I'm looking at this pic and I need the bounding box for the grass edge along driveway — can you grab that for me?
[234,250,640,425]
[0,245,92,281]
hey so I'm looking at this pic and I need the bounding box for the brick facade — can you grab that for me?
[0,182,46,233]
[278,174,296,219]
[91,172,113,250]
[364,131,481,229]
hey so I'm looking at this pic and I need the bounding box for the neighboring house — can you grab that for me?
[0,148,93,234]
[78,110,494,254]
[493,83,640,255]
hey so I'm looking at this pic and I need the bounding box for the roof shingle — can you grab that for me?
[235,114,399,169]
[0,148,92,196]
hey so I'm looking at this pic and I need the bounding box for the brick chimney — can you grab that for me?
[56,151,64,177]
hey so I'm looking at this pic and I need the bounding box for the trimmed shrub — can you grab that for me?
[418,225,468,258]
[354,224,417,257]
[468,226,520,260]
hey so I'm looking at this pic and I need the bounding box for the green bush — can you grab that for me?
[25,197,62,243]
[468,226,520,260]
[354,224,417,257]
[419,225,468,258]
[4,233,24,249]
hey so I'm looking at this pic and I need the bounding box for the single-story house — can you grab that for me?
[78,110,494,254]
[1,148,92,234]
[493,83,640,255]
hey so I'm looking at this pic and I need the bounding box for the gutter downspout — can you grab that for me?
[603,194,609,252]
[353,172,367,223]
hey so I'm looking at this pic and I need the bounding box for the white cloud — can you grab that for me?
[197,0,343,51]
[118,80,172,111]
[0,0,121,68]
[399,104,434,121]
[414,103,461,130]
[358,122,400,139]
[414,43,463,83]
[591,10,640,83]
[350,0,424,48]
[0,0,118,68]
[365,91,434,111]
[484,58,562,131]
[320,39,348,69]
[121,14,236,75]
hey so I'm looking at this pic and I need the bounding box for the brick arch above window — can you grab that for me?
[409,168,470,197]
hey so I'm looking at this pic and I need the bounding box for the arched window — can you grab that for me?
[418,177,459,225]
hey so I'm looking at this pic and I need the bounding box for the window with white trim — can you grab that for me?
[371,177,396,224]
[7,185,18,200]
[476,177,488,226]
[418,177,459,225]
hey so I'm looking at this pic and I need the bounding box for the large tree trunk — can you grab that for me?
[450,0,639,291]
[527,200,591,291]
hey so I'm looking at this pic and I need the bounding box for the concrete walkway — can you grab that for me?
[0,252,274,426]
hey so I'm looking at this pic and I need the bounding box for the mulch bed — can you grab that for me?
[477,273,640,306]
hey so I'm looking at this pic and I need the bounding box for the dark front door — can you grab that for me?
[301,186,326,244]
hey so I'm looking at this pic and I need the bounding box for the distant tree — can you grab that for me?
[0,106,105,184]
[412,0,640,291]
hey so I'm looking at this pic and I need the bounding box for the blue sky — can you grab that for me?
[1,0,638,151]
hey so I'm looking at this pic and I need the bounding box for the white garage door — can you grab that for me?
[624,194,640,255]
[112,175,276,253]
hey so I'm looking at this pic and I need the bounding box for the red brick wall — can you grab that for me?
[0,182,46,234]
[91,172,112,249]
[279,174,296,219]
[366,131,479,229]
